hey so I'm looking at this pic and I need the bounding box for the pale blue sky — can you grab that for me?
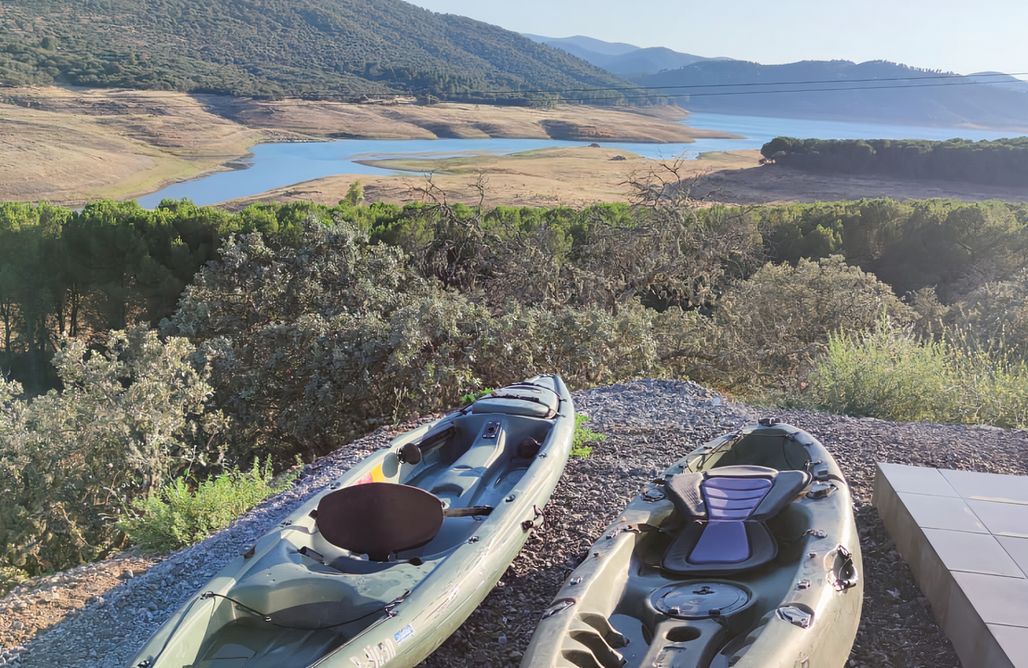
[408,0,1028,76]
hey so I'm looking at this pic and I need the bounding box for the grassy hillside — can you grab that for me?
[0,0,630,101]
[636,59,1028,129]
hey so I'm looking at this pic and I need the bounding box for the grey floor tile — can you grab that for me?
[989,625,1028,667]
[925,529,1026,578]
[999,537,1028,577]
[941,469,1028,505]
[953,572,1028,627]
[900,491,989,533]
[879,462,959,496]
[968,499,1028,539]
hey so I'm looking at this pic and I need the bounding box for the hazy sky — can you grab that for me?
[407,0,1028,76]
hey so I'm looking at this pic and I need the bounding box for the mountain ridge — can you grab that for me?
[638,59,1028,130]
[525,33,728,76]
[0,0,631,101]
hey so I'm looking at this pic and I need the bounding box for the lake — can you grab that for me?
[136,112,1019,208]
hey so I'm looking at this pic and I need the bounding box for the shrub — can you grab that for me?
[460,388,495,404]
[711,256,914,390]
[950,270,1028,361]
[571,414,607,458]
[0,566,28,596]
[118,457,296,553]
[800,318,1028,427]
[169,221,713,463]
[0,328,224,574]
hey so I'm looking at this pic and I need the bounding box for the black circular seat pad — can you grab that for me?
[316,483,444,561]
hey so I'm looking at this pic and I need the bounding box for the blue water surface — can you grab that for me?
[137,112,1019,208]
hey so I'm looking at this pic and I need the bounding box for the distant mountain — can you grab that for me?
[0,0,630,101]
[637,60,1028,130]
[525,34,726,77]
[969,72,1028,94]
[524,34,639,57]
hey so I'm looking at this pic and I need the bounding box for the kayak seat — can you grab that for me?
[315,483,444,561]
[662,465,810,575]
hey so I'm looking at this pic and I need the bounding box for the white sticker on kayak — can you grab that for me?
[394,624,415,645]
[350,639,396,668]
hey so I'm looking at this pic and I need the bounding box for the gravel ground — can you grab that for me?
[2,380,1025,667]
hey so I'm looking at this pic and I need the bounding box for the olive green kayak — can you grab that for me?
[131,375,574,668]
[522,419,862,668]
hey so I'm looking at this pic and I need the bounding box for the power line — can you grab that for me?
[362,70,1028,99]
[541,78,1028,104]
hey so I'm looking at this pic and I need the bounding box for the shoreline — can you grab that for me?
[1,87,721,205]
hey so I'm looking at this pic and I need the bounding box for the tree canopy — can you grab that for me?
[0,0,630,102]
[762,136,1028,188]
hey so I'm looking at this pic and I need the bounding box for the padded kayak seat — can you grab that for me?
[316,483,444,561]
[662,465,811,575]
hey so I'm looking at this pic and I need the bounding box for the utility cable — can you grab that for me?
[359,70,1028,99]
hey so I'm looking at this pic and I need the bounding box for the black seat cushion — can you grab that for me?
[662,465,810,575]
[316,483,444,561]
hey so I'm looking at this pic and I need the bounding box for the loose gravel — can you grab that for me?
[2,380,1025,667]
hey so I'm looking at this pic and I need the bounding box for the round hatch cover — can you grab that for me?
[652,582,753,619]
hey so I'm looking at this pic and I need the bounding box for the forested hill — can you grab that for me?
[636,60,1028,129]
[0,0,630,101]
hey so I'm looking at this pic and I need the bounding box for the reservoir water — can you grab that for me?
[137,112,1019,207]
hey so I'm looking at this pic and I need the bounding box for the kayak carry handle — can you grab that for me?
[830,545,859,591]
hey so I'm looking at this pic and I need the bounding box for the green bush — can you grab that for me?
[0,328,224,574]
[571,414,607,458]
[460,388,495,404]
[0,566,28,596]
[709,256,914,390]
[950,270,1028,361]
[800,318,1028,427]
[118,458,296,553]
[169,222,712,463]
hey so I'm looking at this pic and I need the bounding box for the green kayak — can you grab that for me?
[522,419,862,668]
[131,375,574,668]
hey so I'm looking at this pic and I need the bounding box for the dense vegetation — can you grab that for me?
[1,195,1026,579]
[762,137,1028,187]
[636,60,1028,129]
[118,457,295,553]
[0,0,628,102]
[802,317,1027,427]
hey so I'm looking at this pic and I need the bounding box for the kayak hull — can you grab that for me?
[131,375,574,668]
[522,421,862,668]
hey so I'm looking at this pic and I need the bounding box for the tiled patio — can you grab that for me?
[874,463,1028,668]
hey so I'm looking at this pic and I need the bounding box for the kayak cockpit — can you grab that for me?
[527,423,861,668]
[162,382,568,668]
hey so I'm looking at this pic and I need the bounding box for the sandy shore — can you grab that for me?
[225,148,760,209]
[0,87,723,205]
[4,86,1023,209]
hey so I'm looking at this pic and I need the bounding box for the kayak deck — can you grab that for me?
[135,377,574,668]
[192,621,343,668]
[524,422,862,668]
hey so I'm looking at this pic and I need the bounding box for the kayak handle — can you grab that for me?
[522,505,545,532]
[830,545,859,591]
